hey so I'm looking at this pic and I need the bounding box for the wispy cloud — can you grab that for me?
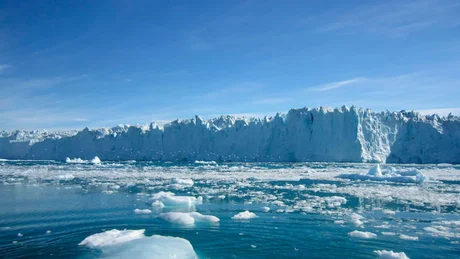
[308,78,364,92]
[0,64,11,73]
[416,108,460,116]
[250,97,291,105]
[314,0,460,37]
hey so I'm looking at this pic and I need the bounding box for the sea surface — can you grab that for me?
[0,160,459,258]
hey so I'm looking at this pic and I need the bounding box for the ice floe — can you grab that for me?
[159,212,219,225]
[79,229,197,258]
[348,230,377,239]
[134,209,152,214]
[374,250,409,259]
[232,211,258,220]
[338,165,427,184]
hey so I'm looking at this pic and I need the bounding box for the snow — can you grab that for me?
[79,229,197,259]
[159,212,219,225]
[232,210,258,220]
[348,230,377,239]
[134,209,152,214]
[374,250,409,259]
[2,106,459,163]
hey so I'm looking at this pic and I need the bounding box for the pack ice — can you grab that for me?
[1,106,459,163]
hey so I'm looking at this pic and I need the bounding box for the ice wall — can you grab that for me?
[1,106,459,163]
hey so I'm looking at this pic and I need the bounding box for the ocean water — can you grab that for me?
[0,160,459,258]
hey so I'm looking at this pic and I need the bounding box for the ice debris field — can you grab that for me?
[0,159,459,258]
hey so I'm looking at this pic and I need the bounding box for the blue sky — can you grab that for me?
[1,0,460,130]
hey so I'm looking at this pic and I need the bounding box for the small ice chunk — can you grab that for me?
[399,234,418,241]
[334,220,345,225]
[152,200,165,208]
[79,229,145,248]
[383,209,396,216]
[189,212,220,223]
[134,209,152,214]
[18,233,23,237]
[382,232,396,236]
[159,212,195,225]
[348,230,377,239]
[351,213,364,227]
[46,230,52,234]
[57,174,75,181]
[232,211,258,220]
[172,178,194,186]
[262,207,270,212]
[374,250,409,259]
[91,156,101,164]
[368,164,382,177]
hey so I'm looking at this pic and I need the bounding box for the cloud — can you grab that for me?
[314,0,460,37]
[308,78,364,92]
[417,108,460,116]
[0,64,11,73]
[250,97,291,105]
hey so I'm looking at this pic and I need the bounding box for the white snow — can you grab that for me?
[348,230,377,239]
[134,209,152,214]
[232,210,258,220]
[2,106,459,164]
[79,229,197,259]
[374,250,409,259]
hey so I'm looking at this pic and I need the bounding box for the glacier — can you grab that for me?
[1,106,459,163]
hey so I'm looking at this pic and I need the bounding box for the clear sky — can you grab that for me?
[1,0,460,130]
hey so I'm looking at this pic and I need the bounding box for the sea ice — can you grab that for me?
[338,166,427,184]
[374,250,409,259]
[134,209,152,214]
[399,234,418,241]
[232,210,258,220]
[79,229,197,259]
[348,230,377,239]
[159,212,195,225]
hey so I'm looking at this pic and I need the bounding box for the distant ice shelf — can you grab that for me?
[1,106,459,163]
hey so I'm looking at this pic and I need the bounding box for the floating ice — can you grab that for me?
[195,160,217,165]
[134,209,152,214]
[399,234,418,241]
[374,250,409,259]
[159,212,219,225]
[79,229,145,248]
[151,191,201,207]
[350,213,365,227]
[172,178,194,186]
[338,166,427,184]
[261,207,270,212]
[65,156,101,164]
[79,229,197,259]
[232,210,258,220]
[382,209,396,216]
[189,212,220,223]
[159,212,195,225]
[151,200,165,208]
[348,230,377,239]
[90,156,101,164]
[46,230,52,234]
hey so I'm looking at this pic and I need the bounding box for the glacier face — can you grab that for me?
[1,106,459,164]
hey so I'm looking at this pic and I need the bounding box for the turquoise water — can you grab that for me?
[0,160,459,258]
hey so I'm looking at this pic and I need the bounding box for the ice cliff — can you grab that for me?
[1,106,459,163]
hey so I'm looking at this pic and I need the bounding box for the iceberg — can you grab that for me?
[232,210,258,220]
[1,106,459,164]
[338,165,427,183]
[79,229,197,259]
[374,250,409,259]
